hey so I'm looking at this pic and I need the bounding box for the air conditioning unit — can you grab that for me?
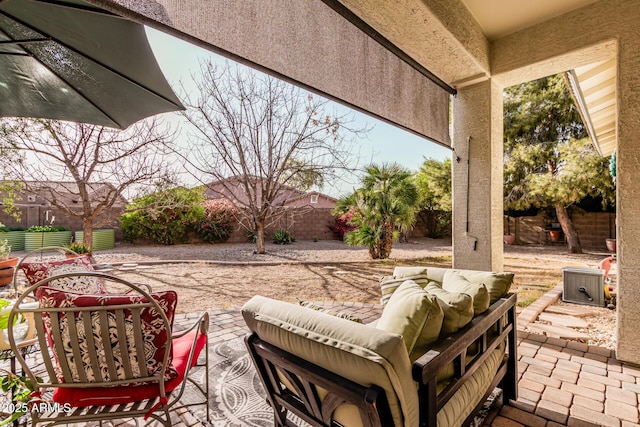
[562,267,605,307]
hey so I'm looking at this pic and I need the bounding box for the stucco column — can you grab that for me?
[451,79,504,272]
[615,30,640,365]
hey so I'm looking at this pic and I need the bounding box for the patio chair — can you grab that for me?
[12,246,99,295]
[7,271,210,426]
[13,246,152,295]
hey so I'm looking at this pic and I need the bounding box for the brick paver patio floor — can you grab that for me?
[3,301,638,426]
[175,300,640,427]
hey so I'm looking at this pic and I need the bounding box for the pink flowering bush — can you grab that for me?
[197,199,239,243]
[329,211,356,240]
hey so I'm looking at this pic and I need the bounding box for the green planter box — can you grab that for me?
[75,229,115,251]
[0,231,25,251]
[24,231,73,251]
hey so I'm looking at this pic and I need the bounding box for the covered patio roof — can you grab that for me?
[332,0,616,156]
[567,60,617,156]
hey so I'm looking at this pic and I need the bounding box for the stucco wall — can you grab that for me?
[451,80,504,272]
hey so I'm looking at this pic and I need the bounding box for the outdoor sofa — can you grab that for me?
[242,266,517,427]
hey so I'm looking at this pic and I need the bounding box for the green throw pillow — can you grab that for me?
[424,281,474,336]
[379,273,429,306]
[392,266,428,278]
[452,270,514,304]
[442,270,490,315]
[376,280,444,361]
[297,300,363,323]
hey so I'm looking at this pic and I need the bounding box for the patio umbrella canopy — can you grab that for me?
[0,0,184,129]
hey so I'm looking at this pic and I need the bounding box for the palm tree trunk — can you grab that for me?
[380,222,394,259]
[555,203,582,254]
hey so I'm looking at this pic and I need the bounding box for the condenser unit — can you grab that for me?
[562,267,605,307]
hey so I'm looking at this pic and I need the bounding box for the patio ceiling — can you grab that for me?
[464,0,616,157]
[461,0,601,41]
[335,0,615,157]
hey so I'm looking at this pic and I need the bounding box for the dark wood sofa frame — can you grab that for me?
[245,293,518,427]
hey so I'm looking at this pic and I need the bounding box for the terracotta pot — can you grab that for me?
[549,230,562,242]
[0,257,18,287]
[503,234,516,245]
[605,238,616,253]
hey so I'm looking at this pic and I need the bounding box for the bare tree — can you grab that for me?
[0,118,176,253]
[180,61,365,254]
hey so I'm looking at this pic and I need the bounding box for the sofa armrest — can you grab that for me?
[412,293,518,426]
[245,333,395,427]
[241,295,419,426]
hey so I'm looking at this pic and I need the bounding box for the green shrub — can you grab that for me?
[196,199,237,243]
[0,226,25,232]
[120,186,205,245]
[64,241,89,254]
[25,225,68,232]
[273,229,295,245]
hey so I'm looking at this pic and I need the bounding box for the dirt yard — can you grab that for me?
[73,237,613,314]
[12,237,617,347]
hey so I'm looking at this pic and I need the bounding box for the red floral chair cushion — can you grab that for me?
[35,287,178,384]
[21,256,106,294]
[51,330,207,407]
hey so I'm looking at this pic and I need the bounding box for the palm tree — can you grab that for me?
[334,163,419,259]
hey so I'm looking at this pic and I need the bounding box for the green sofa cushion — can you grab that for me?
[437,347,504,427]
[442,270,490,315]
[453,270,514,304]
[376,280,444,362]
[420,267,514,305]
[242,295,418,427]
[424,281,474,336]
[379,273,429,306]
[298,300,363,323]
[392,266,428,278]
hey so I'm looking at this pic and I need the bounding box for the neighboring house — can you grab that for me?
[204,176,336,208]
[204,177,339,241]
[0,181,127,235]
[281,191,337,209]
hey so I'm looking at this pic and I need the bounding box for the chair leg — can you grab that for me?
[162,407,172,427]
[205,337,210,422]
[274,406,288,427]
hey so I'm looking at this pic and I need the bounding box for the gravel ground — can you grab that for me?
[91,238,455,264]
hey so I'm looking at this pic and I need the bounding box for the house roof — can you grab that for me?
[15,181,128,206]
[566,60,617,156]
[204,176,335,206]
[283,190,337,205]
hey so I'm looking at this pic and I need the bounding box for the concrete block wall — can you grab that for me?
[505,211,615,250]
[225,208,339,243]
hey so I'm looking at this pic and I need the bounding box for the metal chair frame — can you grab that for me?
[11,246,83,294]
[7,271,209,426]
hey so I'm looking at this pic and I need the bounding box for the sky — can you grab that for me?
[145,27,451,198]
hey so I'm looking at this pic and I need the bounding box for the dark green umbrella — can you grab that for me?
[0,0,184,129]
